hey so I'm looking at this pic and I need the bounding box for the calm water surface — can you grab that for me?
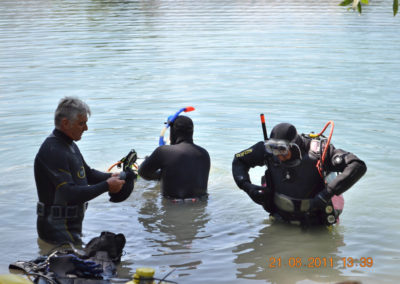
[1,0,400,283]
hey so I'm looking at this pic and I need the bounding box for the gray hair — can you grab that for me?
[54,96,91,128]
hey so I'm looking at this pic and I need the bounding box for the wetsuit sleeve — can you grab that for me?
[82,158,112,184]
[138,148,163,181]
[232,141,266,190]
[36,151,109,205]
[323,145,367,196]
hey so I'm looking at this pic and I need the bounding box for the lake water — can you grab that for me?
[1,0,400,283]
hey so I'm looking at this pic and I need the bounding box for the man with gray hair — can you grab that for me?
[34,97,125,244]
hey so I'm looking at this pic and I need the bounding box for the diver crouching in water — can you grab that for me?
[232,121,367,227]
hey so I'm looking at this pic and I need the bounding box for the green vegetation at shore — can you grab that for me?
[340,0,399,16]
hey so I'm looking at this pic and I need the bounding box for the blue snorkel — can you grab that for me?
[159,106,195,146]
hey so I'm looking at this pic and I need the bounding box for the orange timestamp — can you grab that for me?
[268,257,373,268]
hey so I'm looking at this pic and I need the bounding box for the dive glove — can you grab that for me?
[309,188,333,211]
[243,182,267,205]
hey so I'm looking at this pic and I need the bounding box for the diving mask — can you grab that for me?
[265,139,302,167]
[265,139,291,156]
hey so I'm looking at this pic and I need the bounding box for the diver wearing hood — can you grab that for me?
[232,122,367,226]
[34,97,127,244]
[138,115,211,199]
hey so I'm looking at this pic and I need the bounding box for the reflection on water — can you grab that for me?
[117,184,211,282]
[234,223,347,283]
[138,194,210,275]
[139,200,210,252]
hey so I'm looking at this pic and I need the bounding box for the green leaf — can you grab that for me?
[360,0,369,4]
[339,0,353,6]
[357,1,362,13]
[394,0,399,16]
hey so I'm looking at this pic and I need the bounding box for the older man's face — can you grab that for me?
[63,114,88,141]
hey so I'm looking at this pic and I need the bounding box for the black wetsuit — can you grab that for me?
[232,135,367,225]
[138,116,210,199]
[34,129,111,244]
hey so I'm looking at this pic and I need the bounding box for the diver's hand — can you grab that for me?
[107,176,125,193]
[309,189,332,211]
[111,172,120,178]
[244,182,267,205]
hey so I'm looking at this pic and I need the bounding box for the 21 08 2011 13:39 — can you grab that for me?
[268,257,373,268]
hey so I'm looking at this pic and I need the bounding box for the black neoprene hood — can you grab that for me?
[270,123,298,142]
[170,115,194,144]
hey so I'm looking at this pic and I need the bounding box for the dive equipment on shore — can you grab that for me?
[125,267,177,284]
[159,106,195,146]
[9,232,125,284]
[0,274,32,284]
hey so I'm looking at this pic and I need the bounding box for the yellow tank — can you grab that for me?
[0,274,33,284]
[126,267,155,284]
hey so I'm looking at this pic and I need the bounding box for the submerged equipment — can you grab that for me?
[159,106,195,146]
